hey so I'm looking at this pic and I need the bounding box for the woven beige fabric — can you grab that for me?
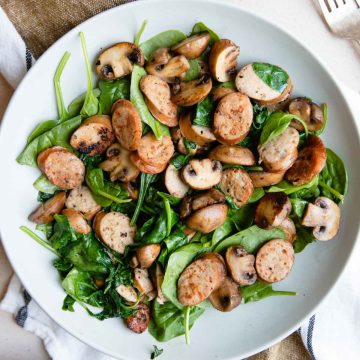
[0,1,311,359]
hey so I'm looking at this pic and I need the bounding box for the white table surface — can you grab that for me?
[0,0,359,359]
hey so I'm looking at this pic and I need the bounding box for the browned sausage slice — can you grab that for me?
[37,146,68,172]
[140,75,178,127]
[286,136,327,186]
[209,145,255,166]
[249,170,285,188]
[255,239,295,283]
[28,192,66,224]
[61,208,91,234]
[43,150,85,190]
[178,253,227,306]
[70,115,115,156]
[213,93,253,145]
[111,99,142,151]
[125,303,150,334]
[130,153,167,174]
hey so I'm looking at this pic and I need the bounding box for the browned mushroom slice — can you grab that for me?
[249,170,285,188]
[288,97,325,132]
[213,93,253,145]
[171,75,212,106]
[146,48,190,83]
[182,159,222,190]
[61,208,91,234]
[172,33,211,59]
[225,246,257,286]
[209,277,241,312]
[164,164,189,199]
[301,197,340,241]
[96,42,144,80]
[219,168,253,207]
[123,182,138,200]
[186,204,228,233]
[255,192,291,229]
[258,127,299,172]
[286,136,327,186]
[211,86,236,101]
[136,244,161,269]
[279,217,296,244]
[209,39,240,82]
[209,145,256,166]
[140,75,178,127]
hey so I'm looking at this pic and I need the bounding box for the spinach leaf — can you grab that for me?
[140,30,187,59]
[49,215,77,253]
[318,148,348,203]
[79,32,99,118]
[33,174,60,195]
[169,154,191,170]
[161,243,203,309]
[37,191,54,203]
[183,138,197,151]
[104,261,133,293]
[157,191,181,206]
[62,295,76,311]
[313,103,328,136]
[68,89,101,117]
[259,110,308,145]
[252,103,271,131]
[192,96,214,127]
[252,63,289,93]
[85,168,131,207]
[136,218,156,241]
[20,226,57,254]
[134,20,148,45]
[293,223,315,253]
[36,223,54,239]
[131,173,159,225]
[79,153,104,168]
[242,281,297,303]
[214,225,285,254]
[53,257,73,273]
[130,65,169,138]
[290,198,308,219]
[228,204,256,230]
[17,115,82,167]
[151,345,164,359]
[216,81,236,89]
[184,59,203,82]
[249,187,265,203]
[191,22,220,44]
[267,175,319,195]
[148,300,205,342]
[212,218,234,247]
[98,78,130,115]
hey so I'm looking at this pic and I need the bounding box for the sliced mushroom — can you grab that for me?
[288,97,324,132]
[140,75,178,127]
[225,246,257,286]
[153,263,167,304]
[209,39,240,82]
[209,145,256,166]
[213,93,253,145]
[133,268,154,294]
[116,284,138,303]
[209,277,241,312]
[100,143,140,182]
[136,244,161,269]
[286,136,327,186]
[171,75,212,106]
[279,217,296,244]
[28,192,66,224]
[164,164,189,198]
[146,48,190,83]
[179,112,216,146]
[61,208,91,234]
[96,42,144,80]
[172,33,211,59]
[219,168,253,207]
[182,159,222,190]
[211,86,236,101]
[186,204,228,233]
[249,170,285,188]
[255,193,291,229]
[301,197,340,241]
[258,127,299,172]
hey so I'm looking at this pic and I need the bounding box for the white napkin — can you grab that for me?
[1,5,360,360]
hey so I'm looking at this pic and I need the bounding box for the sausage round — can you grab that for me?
[249,170,285,188]
[37,146,68,172]
[61,208,91,234]
[125,303,150,334]
[130,153,167,174]
[209,145,256,166]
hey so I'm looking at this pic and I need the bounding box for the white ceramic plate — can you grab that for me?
[0,0,359,359]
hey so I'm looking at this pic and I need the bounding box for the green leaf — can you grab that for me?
[20,226,57,254]
[134,20,148,45]
[190,22,220,44]
[313,103,328,136]
[252,63,289,93]
[290,198,308,219]
[150,345,164,359]
[184,59,203,82]
[33,174,60,194]
[212,218,234,247]
[68,89,101,118]
[140,30,187,59]
[267,175,319,195]
[79,153,104,168]
[242,281,297,303]
[130,65,169,138]
[214,225,285,254]
[98,78,130,114]
[169,154,191,170]
[183,138,197,151]
[62,295,76,311]
[249,187,265,203]
[293,223,315,253]
[192,96,214,127]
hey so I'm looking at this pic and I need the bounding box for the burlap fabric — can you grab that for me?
[0,1,311,359]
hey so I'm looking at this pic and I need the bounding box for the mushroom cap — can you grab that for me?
[164,164,190,199]
[96,42,144,80]
[209,145,256,166]
[249,170,285,188]
[172,32,211,59]
[209,277,242,312]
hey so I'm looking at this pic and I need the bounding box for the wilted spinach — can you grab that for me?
[252,63,289,93]
[34,174,60,195]
[293,223,315,253]
[184,59,203,82]
[150,345,164,359]
[190,22,220,44]
[192,96,214,127]
[79,153,104,168]
[169,154,191,170]
[183,138,197,151]
[98,78,130,115]
[267,175,319,195]
[67,88,101,117]
[20,226,57,254]
[134,20,148,45]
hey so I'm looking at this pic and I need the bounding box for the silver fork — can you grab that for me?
[318,0,360,40]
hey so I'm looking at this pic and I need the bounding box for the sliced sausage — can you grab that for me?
[249,170,285,188]
[136,244,161,269]
[140,75,178,127]
[258,127,299,172]
[130,153,167,174]
[93,211,136,254]
[125,303,150,334]
[37,146,68,172]
[286,136,327,186]
[137,133,174,167]
[213,93,253,145]
[164,164,189,198]
[178,253,227,306]
[133,268,154,294]
[209,145,256,166]
[111,99,142,151]
[219,168,253,207]
[116,284,138,303]
[42,150,85,190]
[28,192,66,224]
[186,204,228,233]
[61,208,91,234]
[211,86,236,101]
[255,239,295,283]
[65,185,101,220]
[279,217,296,244]
[70,115,115,156]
